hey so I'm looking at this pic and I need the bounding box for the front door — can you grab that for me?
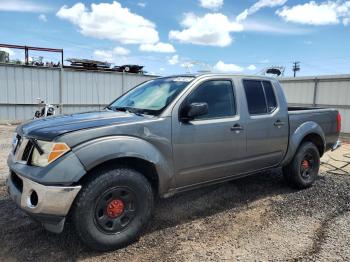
[172,79,246,188]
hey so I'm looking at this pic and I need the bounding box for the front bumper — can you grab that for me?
[6,172,81,233]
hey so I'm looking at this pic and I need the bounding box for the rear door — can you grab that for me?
[242,79,288,171]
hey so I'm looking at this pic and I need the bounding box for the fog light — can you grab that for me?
[28,190,38,208]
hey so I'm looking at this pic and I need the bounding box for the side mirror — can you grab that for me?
[180,102,208,122]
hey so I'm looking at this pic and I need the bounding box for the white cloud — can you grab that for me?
[214,61,245,72]
[0,0,50,12]
[56,3,85,24]
[168,55,179,65]
[237,0,287,22]
[93,50,114,62]
[181,61,195,69]
[199,0,223,10]
[276,1,350,26]
[242,20,310,34]
[137,2,146,8]
[113,46,130,56]
[214,61,257,72]
[0,47,15,56]
[169,13,243,47]
[169,1,306,47]
[38,14,47,22]
[247,64,257,71]
[139,42,176,53]
[56,1,159,45]
[93,46,130,62]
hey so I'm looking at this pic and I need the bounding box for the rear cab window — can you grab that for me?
[243,79,277,115]
[262,81,277,113]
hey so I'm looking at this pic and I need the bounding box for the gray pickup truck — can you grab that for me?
[7,74,341,251]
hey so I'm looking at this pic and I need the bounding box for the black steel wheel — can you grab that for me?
[94,187,137,234]
[72,166,153,251]
[300,152,315,181]
[283,142,320,189]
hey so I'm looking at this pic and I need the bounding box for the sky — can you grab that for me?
[0,0,349,76]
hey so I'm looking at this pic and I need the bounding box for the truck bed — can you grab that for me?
[288,106,327,112]
[288,106,339,152]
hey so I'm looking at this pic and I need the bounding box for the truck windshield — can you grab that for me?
[108,77,194,115]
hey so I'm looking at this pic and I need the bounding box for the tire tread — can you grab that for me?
[72,166,153,251]
[283,142,320,189]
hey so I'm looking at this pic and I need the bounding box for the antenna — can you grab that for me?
[292,61,300,77]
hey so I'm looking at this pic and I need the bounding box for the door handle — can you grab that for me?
[274,120,285,127]
[231,124,244,131]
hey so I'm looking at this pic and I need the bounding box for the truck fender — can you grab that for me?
[281,121,326,166]
[72,136,173,195]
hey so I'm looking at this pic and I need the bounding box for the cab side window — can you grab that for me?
[186,80,236,119]
[243,80,277,115]
[262,81,277,113]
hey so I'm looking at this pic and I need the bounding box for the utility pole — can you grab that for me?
[292,61,300,77]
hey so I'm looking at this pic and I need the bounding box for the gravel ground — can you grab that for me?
[0,125,349,261]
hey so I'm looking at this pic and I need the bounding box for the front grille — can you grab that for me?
[11,172,23,193]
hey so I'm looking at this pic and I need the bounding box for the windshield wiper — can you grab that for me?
[113,106,128,112]
[110,106,157,116]
[30,138,44,155]
[114,107,144,116]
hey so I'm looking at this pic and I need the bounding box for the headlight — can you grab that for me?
[31,141,70,167]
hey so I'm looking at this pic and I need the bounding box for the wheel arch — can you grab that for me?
[73,136,173,197]
[300,133,324,157]
[282,121,326,166]
[77,156,160,197]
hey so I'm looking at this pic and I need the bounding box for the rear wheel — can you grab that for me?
[283,142,320,189]
[72,166,153,251]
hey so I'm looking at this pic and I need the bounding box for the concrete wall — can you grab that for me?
[0,64,155,121]
[280,74,350,133]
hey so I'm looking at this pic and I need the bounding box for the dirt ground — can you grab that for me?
[0,124,350,261]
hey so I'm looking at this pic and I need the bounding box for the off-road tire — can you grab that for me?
[283,142,320,189]
[72,166,153,251]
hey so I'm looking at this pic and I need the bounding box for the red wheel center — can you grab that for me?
[302,160,310,169]
[106,199,125,218]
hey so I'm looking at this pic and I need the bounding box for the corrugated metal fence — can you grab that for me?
[0,64,349,133]
[280,74,350,134]
[0,64,155,121]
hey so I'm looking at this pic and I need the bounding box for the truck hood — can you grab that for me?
[18,110,146,140]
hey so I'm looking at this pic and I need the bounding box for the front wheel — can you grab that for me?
[283,142,320,189]
[72,166,154,251]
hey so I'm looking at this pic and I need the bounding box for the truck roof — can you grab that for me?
[159,73,277,81]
